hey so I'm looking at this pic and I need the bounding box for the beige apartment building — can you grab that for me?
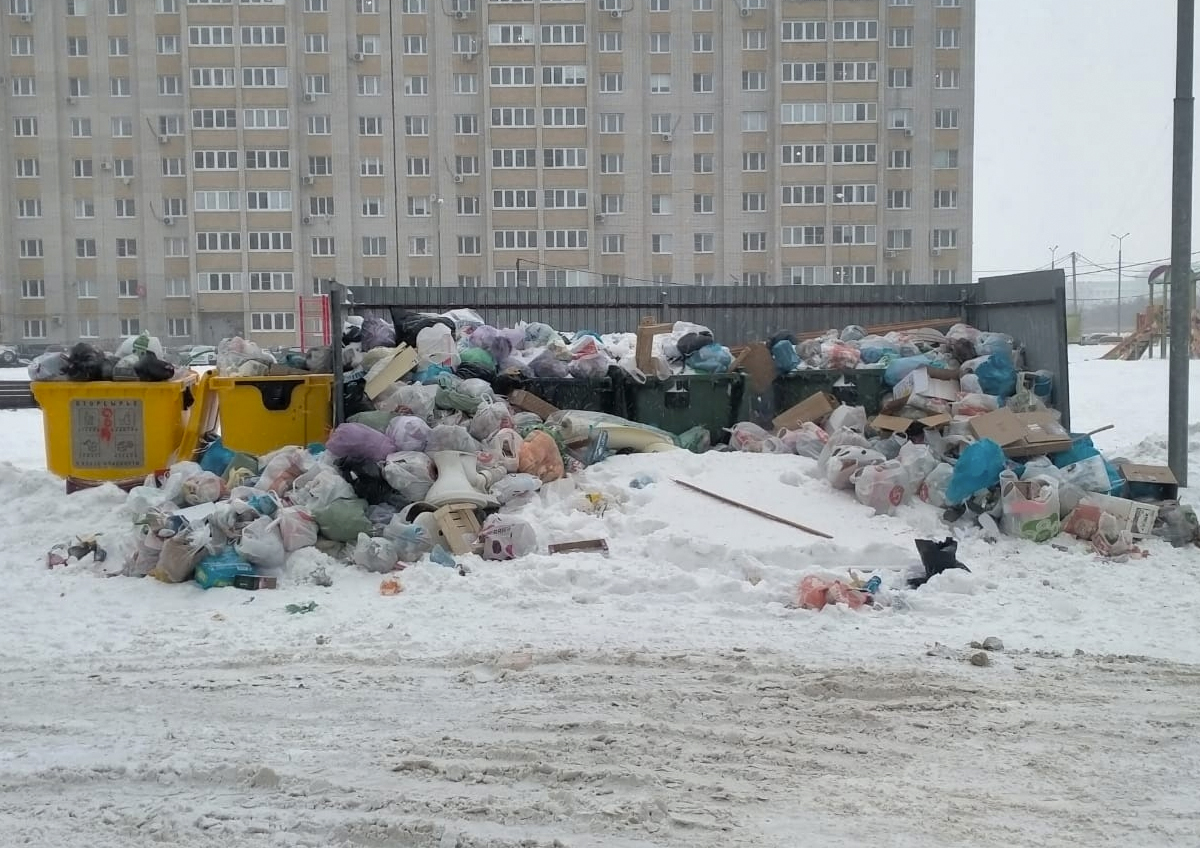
[0,0,974,349]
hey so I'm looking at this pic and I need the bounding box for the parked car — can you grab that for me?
[187,346,218,367]
[0,345,19,366]
[1080,333,1124,345]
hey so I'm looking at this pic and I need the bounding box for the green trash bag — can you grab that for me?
[348,410,396,433]
[312,498,373,543]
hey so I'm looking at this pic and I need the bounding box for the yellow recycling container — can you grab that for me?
[31,372,199,481]
[208,374,333,455]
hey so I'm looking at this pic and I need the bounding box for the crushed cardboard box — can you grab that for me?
[635,317,673,374]
[364,345,418,400]
[969,408,1072,458]
[773,392,839,431]
[892,367,960,406]
[508,389,560,421]
[1120,463,1179,502]
[871,412,952,435]
[1079,493,1160,538]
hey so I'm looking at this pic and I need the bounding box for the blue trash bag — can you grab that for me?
[884,354,940,387]
[194,546,254,590]
[200,437,235,476]
[688,344,733,373]
[946,439,1007,505]
[771,339,800,374]
[416,364,453,384]
[975,352,1018,399]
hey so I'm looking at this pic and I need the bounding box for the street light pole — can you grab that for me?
[1111,232,1130,334]
[1049,244,1059,269]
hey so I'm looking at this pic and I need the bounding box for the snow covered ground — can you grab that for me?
[2,348,1200,847]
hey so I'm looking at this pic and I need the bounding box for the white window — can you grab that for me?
[888,67,913,89]
[743,232,767,252]
[833,266,877,285]
[113,158,134,177]
[601,194,625,215]
[937,28,961,49]
[887,189,912,210]
[164,237,188,257]
[742,192,766,212]
[454,74,478,94]
[408,236,431,256]
[24,320,46,339]
[693,32,712,52]
[692,73,713,93]
[935,108,960,130]
[308,155,332,175]
[693,113,715,133]
[404,76,428,95]
[934,189,959,209]
[936,68,961,89]
[651,114,673,134]
[742,151,766,172]
[79,318,100,339]
[75,279,98,298]
[493,189,536,209]
[357,0,379,10]
[832,102,877,123]
[457,236,481,256]
[404,34,427,55]
[693,153,714,174]
[166,318,192,338]
[649,0,668,9]
[488,24,534,45]
[76,238,98,258]
[249,272,294,292]
[888,108,914,129]
[494,270,538,288]
[20,278,44,298]
[109,36,129,56]
[541,24,584,44]
[742,71,767,92]
[246,150,289,170]
[693,193,713,214]
[600,153,623,174]
[75,198,95,219]
[68,37,89,57]
[157,35,179,54]
[20,238,44,258]
[195,232,241,251]
[744,29,766,50]
[305,34,328,55]
[833,20,878,41]
[890,149,912,169]
[166,278,190,297]
[74,158,94,178]
[784,266,827,286]
[651,153,672,174]
[242,26,286,46]
[191,68,235,89]
[357,196,383,217]
[491,66,535,87]
[651,194,673,215]
[832,143,875,164]
[938,0,962,6]
[247,191,292,211]
[308,115,331,135]
[492,148,536,168]
[246,109,289,129]
[456,155,480,175]
[189,26,234,46]
[491,107,536,127]
[886,229,914,250]
[311,237,336,256]
[16,198,41,218]
[934,148,960,169]
[406,157,430,176]
[361,236,387,256]
[159,115,185,136]
[11,76,34,96]
[159,75,182,95]
[889,27,913,48]
[9,0,32,12]
[194,151,238,170]
[832,225,876,245]
[693,233,714,253]
[68,78,90,98]
[693,0,712,8]
[494,230,538,249]
[361,157,384,175]
[782,21,826,42]
[650,32,670,53]
[361,116,385,135]
[409,276,434,288]
[115,198,136,218]
[162,157,186,176]
[310,197,334,216]
[932,229,958,249]
[544,65,587,86]
[832,184,876,204]
[742,273,766,287]
[832,62,877,82]
[649,74,672,94]
[16,158,39,178]
[192,108,237,129]
[545,230,587,249]
[543,107,586,127]
[356,34,380,54]
[10,35,33,56]
[543,148,586,168]
[251,313,296,333]
[71,118,92,138]
[782,185,825,205]
[601,234,624,254]
[783,62,826,83]
[599,31,622,52]
[781,103,827,124]
[458,196,480,215]
[600,113,625,134]
[934,269,957,285]
[888,270,913,285]
[545,189,587,209]
[244,67,288,88]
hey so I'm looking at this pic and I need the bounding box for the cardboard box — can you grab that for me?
[1120,463,1179,501]
[734,341,777,395]
[635,318,673,374]
[364,345,418,400]
[1080,493,1160,538]
[870,412,952,435]
[892,367,960,405]
[969,408,1072,458]
[773,392,839,431]
[508,389,560,420]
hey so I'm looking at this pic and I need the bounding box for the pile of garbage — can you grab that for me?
[28,333,177,383]
[728,323,1198,557]
[212,336,335,378]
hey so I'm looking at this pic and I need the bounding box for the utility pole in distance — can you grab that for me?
[1169,0,1194,486]
[1112,232,1130,334]
[1071,251,1079,321]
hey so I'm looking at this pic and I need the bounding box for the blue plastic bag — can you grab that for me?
[945,439,1007,505]
[194,546,254,589]
[974,352,1018,399]
[884,354,940,387]
[771,339,800,374]
[688,344,733,373]
[200,438,235,476]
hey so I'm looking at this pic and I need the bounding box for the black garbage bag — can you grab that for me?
[343,376,374,417]
[768,330,796,350]
[65,343,107,382]
[342,324,363,345]
[677,331,715,358]
[390,308,456,348]
[99,355,118,382]
[456,361,497,384]
[361,315,397,351]
[909,537,971,588]
[134,351,175,382]
[337,458,407,507]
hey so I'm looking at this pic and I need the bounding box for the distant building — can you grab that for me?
[0,0,974,348]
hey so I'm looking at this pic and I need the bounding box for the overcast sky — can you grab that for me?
[974,1,1194,283]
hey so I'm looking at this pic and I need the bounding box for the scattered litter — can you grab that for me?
[285,601,319,615]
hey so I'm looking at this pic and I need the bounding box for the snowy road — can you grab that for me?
[5,646,1199,848]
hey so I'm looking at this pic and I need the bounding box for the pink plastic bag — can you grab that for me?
[518,431,564,482]
[797,575,868,611]
[326,422,398,462]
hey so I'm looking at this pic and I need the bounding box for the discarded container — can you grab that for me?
[626,373,746,444]
[209,374,333,455]
[507,376,625,417]
[32,373,199,481]
[774,369,886,417]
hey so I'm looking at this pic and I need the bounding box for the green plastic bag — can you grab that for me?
[348,410,396,433]
[312,498,372,543]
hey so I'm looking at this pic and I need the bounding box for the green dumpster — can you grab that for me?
[774,369,888,417]
[625,373,746,444]
[515,376,625,417]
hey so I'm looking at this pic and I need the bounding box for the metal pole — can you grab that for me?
[1049,244,1059,269]
[1112,232,1129,334]
[1071,250,1079,331]
[329,281,345,427]
[1149,279,1156,358]
[1169,0,1194,485]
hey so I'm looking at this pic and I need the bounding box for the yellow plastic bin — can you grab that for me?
[208,374,333,455]
[31,373,199,481]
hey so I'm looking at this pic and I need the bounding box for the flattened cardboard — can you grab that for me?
[926,366,962,381]
[1080,493,1160,538]
[969,408,1028,448]
[892,367,960,405]
[871,414,918,435]
[1120,463,1179,501]
[920,413,952,430]
[364,345,418,399]
[1013,411,1072,455]
[508,389,560,420]
[635,318,673,374]
[773,392,838,431]
[736,342,777,395]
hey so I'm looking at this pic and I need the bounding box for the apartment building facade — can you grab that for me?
[0,0,974,349]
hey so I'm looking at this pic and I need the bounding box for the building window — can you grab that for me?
[934,189,959,209]
[741,111,767,132]
[361,116,385,136]
[454,74,478,94]
[541,24,585,44]
[782,185,826,206]
[833,61,877,82]
[250,313,296,333]
[693,113,714,133]
[196,232,241,251]
[159,75,183,95]
[308,115,331,135]
[743,232,767,252]
[742,71,766,92]
[24,320,46,339]
[781,103,827,124]
[782,21,827,42]
[886,229,913,250]
[359,197,383,217]
[743,192,766,212]
[310,197,334,217]
[488,24,534,45]
[833,184,877,204]
[361,157,384,175]
[247,231,293,251]
[693,233,714,253]
[934,148,960,169]
[833,102,877,123]
[311,237,336,256]
[164,237,188,257]
[601,194,624,214]
[601,234,625,254]
[651,154,672,174]
[11,76,35,96]
[242,26,287,46]
[651,194,673,215]
[889,149,912,169]
[783,62,827,83]
[693,193,713,214]
[781,226,825,246]
[692,73,713,93]
[833,20,878,41]
[600,153,624,174]
[403,34,427,55]
[889,27,913,48]
[832,225,876,245]
[784,266,827,286]
[117,278,139,298]
[600,73,623,93]
[79,319,100,339]
[74,158,94,178]
[744,29,766,50]
[166,318,192,338]
[115,198,136,218]
[361,236,387,256]
[71,118,92,138]
[888,67,913,88]
[20,278,44,299]
[16,158,39,178]
[157,35,179,54]
[932,229,958,249]
[458,196,480,215]
[693,153,714,174]
[111,116,133,137]
[742,151,766,172]
[888,270,913,286]
[887,189,912,210]
[650,33,670,53]
[67,37,89,57]
[693,32,712,52]
[493,230,538,249]
[406,157,430,176]
[599,31,622,52]
[165,278,190,297]
[457,236,481,256]
[832,266,877,285]
[405,76,429,95]
[545,189,587,209]
[109,36,129,56]
[409,236,431,255]
[936,68,961,89]
[831,143,875,164]
[305,33,328,54]
[937,28,961,49]
[75,198,95,218]
[14,117,38,137]
[934,269,957,285]
[16,198,41,218]
[600,113,625,133]
[543,107,586,127]
[935,108,960,130]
